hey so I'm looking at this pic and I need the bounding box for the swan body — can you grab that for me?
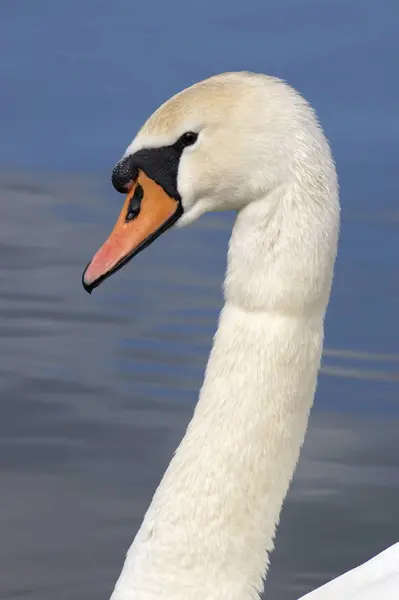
[300,542,399,599]
[82,73,396,599]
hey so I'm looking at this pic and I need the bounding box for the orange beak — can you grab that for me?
[82,170,182,293]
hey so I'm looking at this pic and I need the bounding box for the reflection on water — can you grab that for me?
[1,1,399,599]
[322,349,399,383]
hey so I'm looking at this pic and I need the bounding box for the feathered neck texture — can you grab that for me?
[110,163,339,600]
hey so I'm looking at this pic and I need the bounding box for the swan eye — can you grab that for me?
[180,131,198,147]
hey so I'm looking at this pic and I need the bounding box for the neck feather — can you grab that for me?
[111,180,339,600]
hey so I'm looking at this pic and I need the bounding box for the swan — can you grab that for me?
[82,72,398,599]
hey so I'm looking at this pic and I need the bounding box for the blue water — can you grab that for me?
[0,1,398,599]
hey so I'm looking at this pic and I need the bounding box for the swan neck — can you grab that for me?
[111,184,338,600]
[226,170,338,316]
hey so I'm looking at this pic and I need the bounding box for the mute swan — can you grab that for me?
[82,72,398,599]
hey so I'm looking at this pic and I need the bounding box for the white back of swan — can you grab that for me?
[299,542,399,599]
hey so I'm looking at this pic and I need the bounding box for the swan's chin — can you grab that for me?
[176,199,214,227]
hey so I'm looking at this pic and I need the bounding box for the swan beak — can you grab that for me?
[82,170,182,293]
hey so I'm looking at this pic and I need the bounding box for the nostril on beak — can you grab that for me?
[112,157,139,193]
[126,183,144,222]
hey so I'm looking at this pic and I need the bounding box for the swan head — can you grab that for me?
[82,72,335,293]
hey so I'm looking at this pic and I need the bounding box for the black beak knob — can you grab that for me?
[112,156,138,193]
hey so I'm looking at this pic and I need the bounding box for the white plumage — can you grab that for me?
[300,543,399,599]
